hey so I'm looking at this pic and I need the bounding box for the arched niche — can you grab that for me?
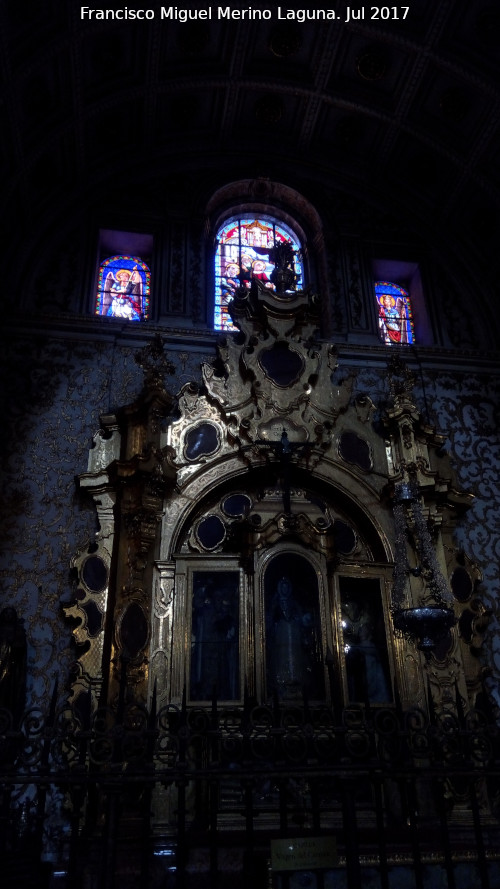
[160,461,397,708]
[259,547,326,703]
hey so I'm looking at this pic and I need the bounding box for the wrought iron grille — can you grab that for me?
[1,692,500,889]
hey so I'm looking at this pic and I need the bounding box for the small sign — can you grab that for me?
[271,836,338,872]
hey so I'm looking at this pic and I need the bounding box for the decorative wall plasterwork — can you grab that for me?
[0,336,196,712]
[422,369,500,711]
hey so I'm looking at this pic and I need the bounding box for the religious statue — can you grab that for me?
[269,240,299,293]
[266,576,322,701]
[190,576,239,701]
[342,599,392,703]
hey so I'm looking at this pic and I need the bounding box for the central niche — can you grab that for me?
[264,552,325,702]
[258,341,304,387]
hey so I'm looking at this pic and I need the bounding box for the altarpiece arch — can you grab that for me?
[62,257,494,871]
[66,264,487,723]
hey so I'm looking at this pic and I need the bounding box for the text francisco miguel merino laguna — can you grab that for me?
[80,6,393,23]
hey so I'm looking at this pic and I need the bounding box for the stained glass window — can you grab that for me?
[95,254,151,320]
[375,281,415,345]
[214,216,304,331]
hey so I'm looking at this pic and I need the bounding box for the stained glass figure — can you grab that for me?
[375,281,414,345]
[214,216,304,331]
[95,254,151,320]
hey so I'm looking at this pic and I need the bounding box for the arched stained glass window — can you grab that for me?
[95,254,151,320]
[375,281,415,345]
[214,216,304,331]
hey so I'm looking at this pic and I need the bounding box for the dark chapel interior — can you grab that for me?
[1,1,500,887]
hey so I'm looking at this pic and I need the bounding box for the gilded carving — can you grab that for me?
[87,425,121,473]
[383,357,489,718]
[41,276,495,764]
[65,540,111,708]
[134,334,176,390]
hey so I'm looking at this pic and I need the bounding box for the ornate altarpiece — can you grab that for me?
[64,279,489,824]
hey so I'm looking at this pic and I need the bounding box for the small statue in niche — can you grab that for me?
[190,575,239,701]
[0,607,27,726]
[266,576,322,701]
[269,240,299,293]
[342,599,392,704]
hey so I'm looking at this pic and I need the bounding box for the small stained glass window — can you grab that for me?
[214,216,304,331]
[95,254,151,320]
[375,281,414,345]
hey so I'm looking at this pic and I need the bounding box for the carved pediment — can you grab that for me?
[201,286,351,451]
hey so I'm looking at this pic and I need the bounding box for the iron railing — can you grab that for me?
[1,690,500,889]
